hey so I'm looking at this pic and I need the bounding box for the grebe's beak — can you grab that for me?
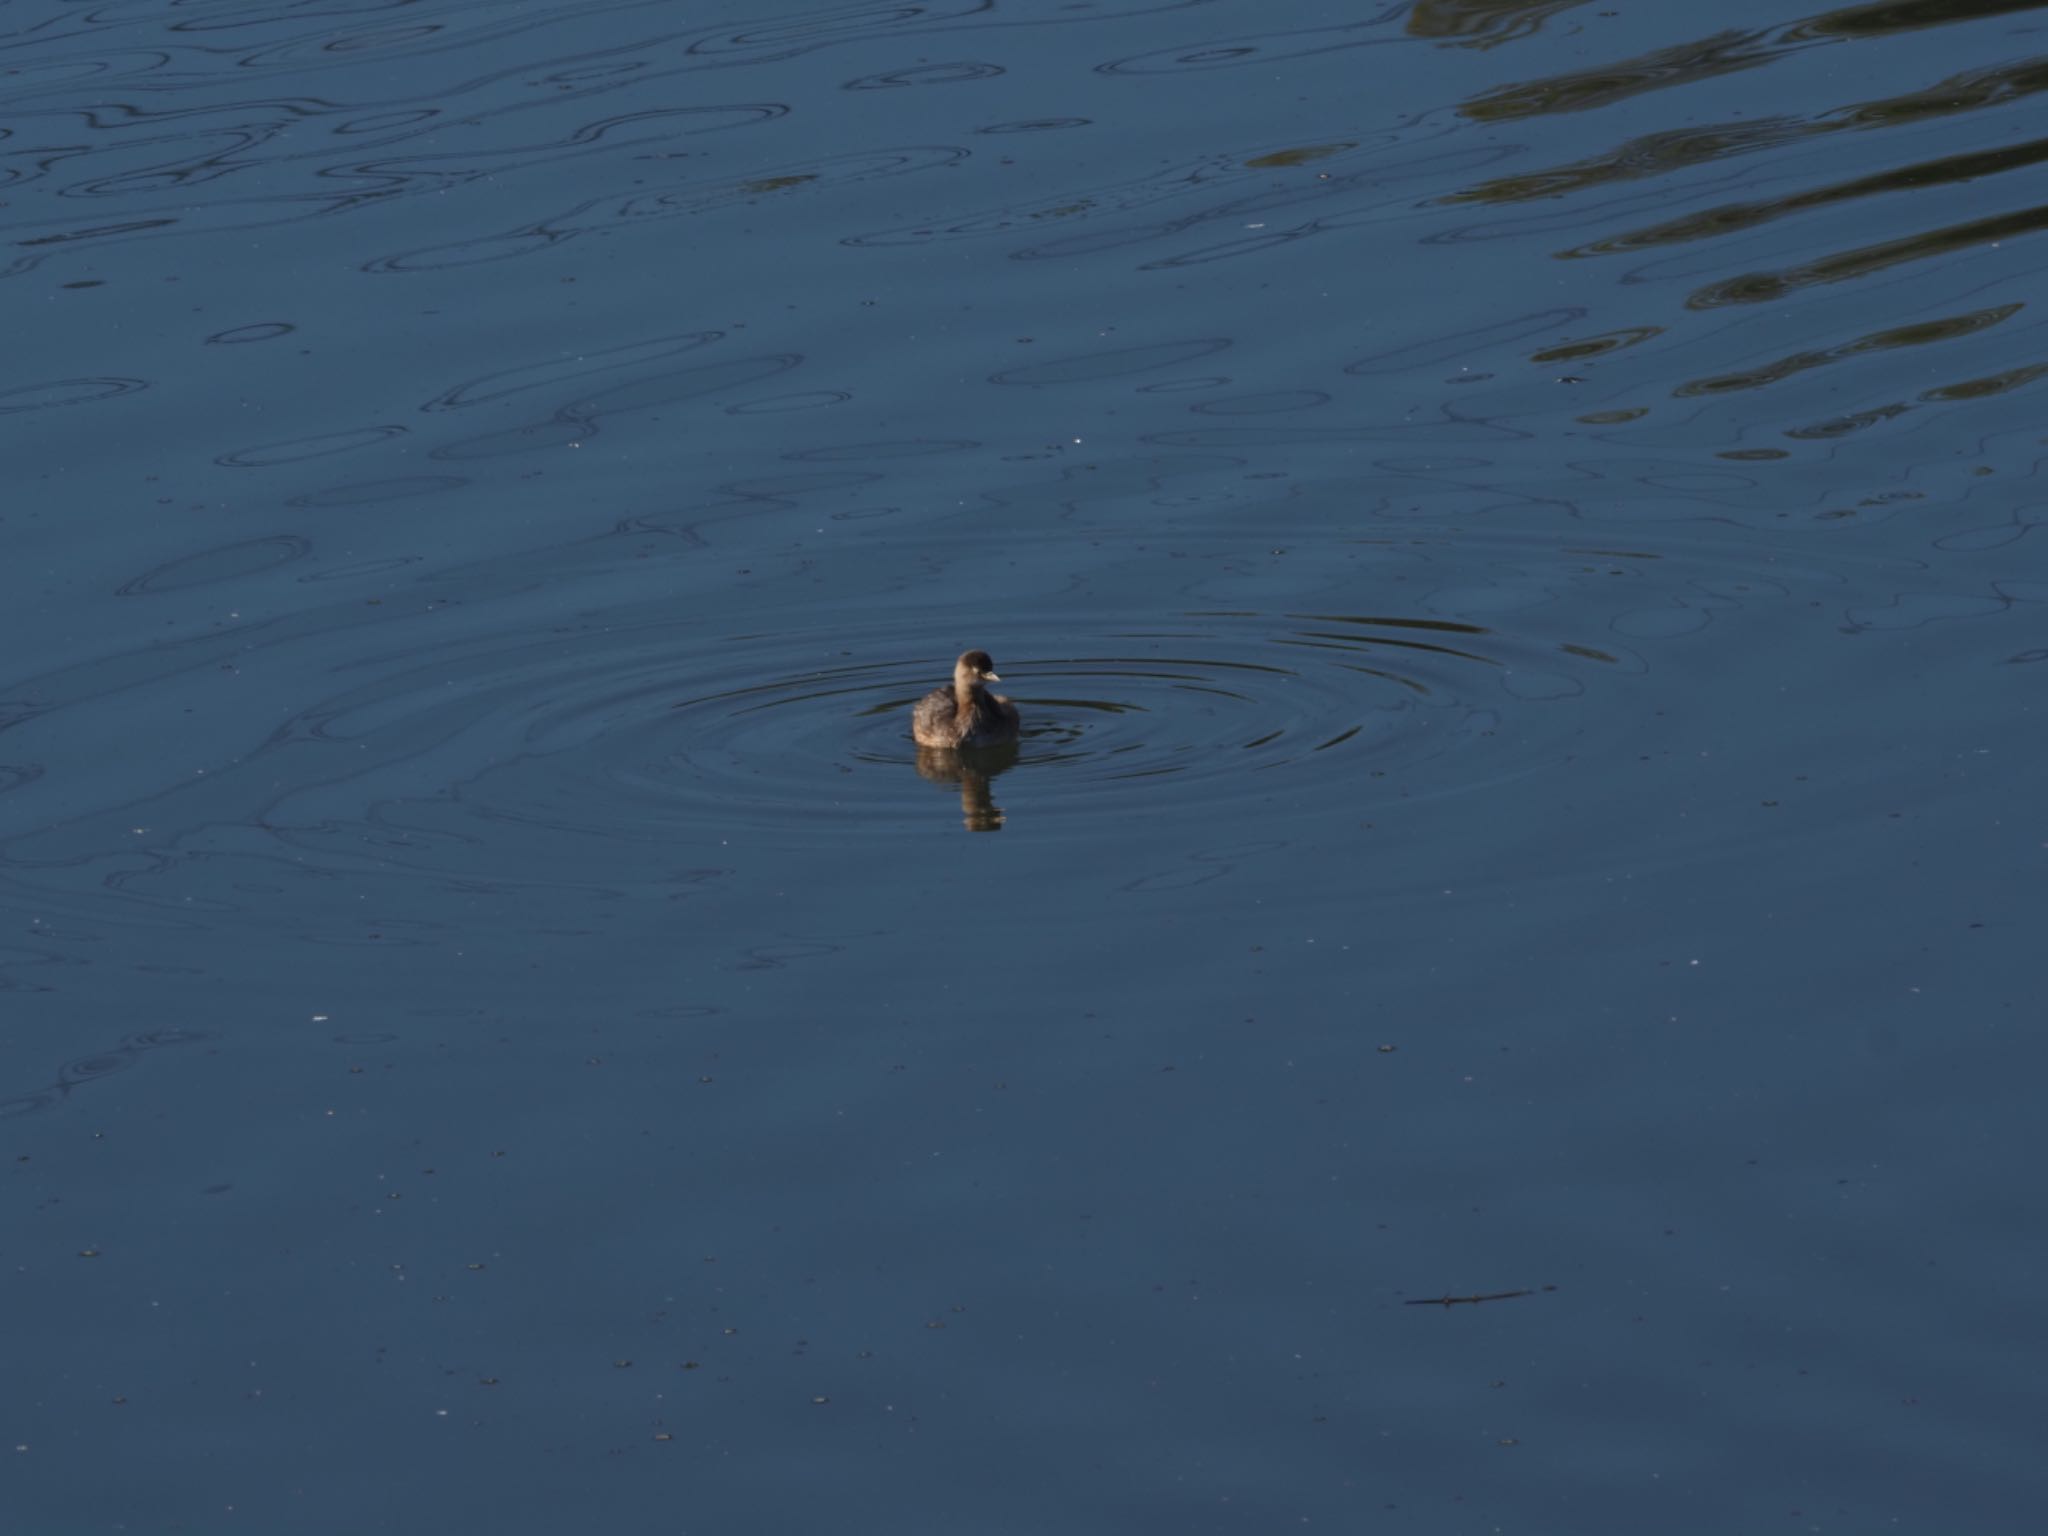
[983,670,1000,682]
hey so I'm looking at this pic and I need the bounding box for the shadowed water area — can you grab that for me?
[4,0,2044,1528]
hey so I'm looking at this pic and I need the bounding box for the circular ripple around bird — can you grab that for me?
[259,607,1586,877]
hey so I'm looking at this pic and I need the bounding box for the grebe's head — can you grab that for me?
[956,649,1000,684]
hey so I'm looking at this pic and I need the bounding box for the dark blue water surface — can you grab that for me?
[5,0,2045,1529]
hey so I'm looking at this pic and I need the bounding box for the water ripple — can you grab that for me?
[0,1028,212,1121]
[248,606,1560,863]
[0,582,1631,914]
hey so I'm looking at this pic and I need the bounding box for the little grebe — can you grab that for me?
[911,649,1020,748]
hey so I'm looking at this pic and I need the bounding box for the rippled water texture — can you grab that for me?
[4,1,2045,1529]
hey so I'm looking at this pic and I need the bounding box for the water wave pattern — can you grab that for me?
[0,443,2004,941]
[6,0,2043,517]
[0,603,1609,915]
[3,2,2042,919]
[0,0,1205,277]
[0,1028,212,1120]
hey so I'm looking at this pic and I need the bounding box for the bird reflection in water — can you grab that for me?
[914,741,1019,832]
